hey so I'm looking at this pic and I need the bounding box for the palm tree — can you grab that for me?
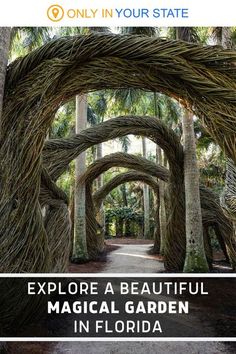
[71,94,89,262]
[212,27,233,48]
[9,27,51,59]
[153,92,166,253]
[108,85,151,239]
[176,28,209,272]
[0,28,11,121]
[142,137,150,239]
[93,92,107,233]
[120,27,157,36]
[72,30,109,261]
[118,135,131,236]
[152,91,181,254]
[117,27,158,239]
[182,109,208,271]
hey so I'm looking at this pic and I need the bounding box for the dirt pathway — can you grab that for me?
[102,242,164,273]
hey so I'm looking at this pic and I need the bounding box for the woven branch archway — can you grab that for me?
[94,171,161,252]
[76,151,234,267]
[45,115,235,269]
[78,152,168,259]
[45,112,185,270]
[93,170,232,260]
[6,33,236,161]
[44,115,185,270]
[1,33,236,274]
[43,116,182,181]
[0,32,235,335]
[94,170,160,211]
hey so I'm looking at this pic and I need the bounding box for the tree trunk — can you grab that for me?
[150,190,161,254]
[69,186,75,258]
[153,91,166,253]
[0,27,11,122]
[121,182,130,237]
[182,110,209,272]
[96,143,105,233]
[156,145,167,254]
[142,137,150,238]
[214,27,232,49]
[92,146,97,163]
[71,95,89,263]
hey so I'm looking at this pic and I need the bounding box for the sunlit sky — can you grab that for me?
[103,135,156,157]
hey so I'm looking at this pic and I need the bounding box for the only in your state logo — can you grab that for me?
[47,4,64,22]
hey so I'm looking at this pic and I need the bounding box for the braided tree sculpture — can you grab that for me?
[1,33,236,275]
[93,170,161,253]
[78,153,166,259]
[0,33,235,333]
[221,159,236,222]
[77,151,234,267]
[93,171,231,263]
[45,117,236,270]
[44,116,186,271]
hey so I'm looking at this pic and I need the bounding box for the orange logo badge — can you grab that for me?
[47,5,64,22]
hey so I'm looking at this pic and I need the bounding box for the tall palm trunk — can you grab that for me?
[97,143,103,185]
[156,146,167,254]
[154,92,167,253]
[182,110,208,272]
[175,27,208,272]
[142,137,150,239]
[120,182,131,237]
[72,94,89,262]
[0,27,11,122]
[96,143,105,234]
[214,27,232,49]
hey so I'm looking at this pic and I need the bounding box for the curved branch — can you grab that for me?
[6,33,236,161]
[79,152,169,186]
[43,116,183,181]
[75,151,233,266]
[93,171,160,210]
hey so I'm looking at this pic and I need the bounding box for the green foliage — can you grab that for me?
[119,27,158,37]
[231,27,236,48]
[105,207,143,223]
[57,169,74,196]
[195,27,211,44]
[209,228,221,252]
[88,91,108,122]
[50,102,75,138]
[167,27,199,42]
[10,27,52,59]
